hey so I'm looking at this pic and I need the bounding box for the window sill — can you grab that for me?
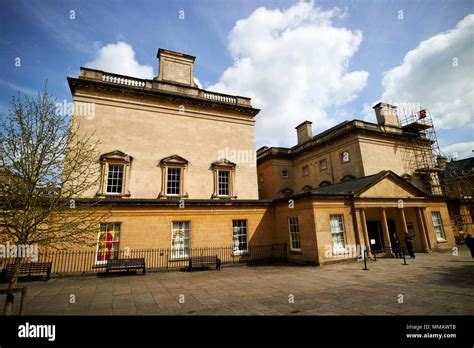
[96,192,131,198]
[231,251,249,256]
[332,249,349,256]
[158,194,189,200]
[212,195,238,200]
[169,257,190,262]
[289,250,302,255]
[436,239,448,243]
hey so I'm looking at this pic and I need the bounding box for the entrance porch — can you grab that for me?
[357,204,432,255]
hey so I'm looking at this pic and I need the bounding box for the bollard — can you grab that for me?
[19,287,26,316]
[363,250,369,271]
[402,248,408,266]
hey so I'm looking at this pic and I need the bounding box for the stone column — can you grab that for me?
[399,208,409,235]
[360,209,370,256]
[416,207,431,252]
[380,208,392,254]
[420,207,433,250]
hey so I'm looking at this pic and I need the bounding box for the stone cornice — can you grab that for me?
[257,119,433,164]
[67,67,260,118]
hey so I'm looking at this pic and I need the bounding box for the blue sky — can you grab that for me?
[0,0,472,156]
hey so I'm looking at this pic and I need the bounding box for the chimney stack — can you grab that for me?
[373,102,400,127]
[295,121,313,145]
[156,49,197,87]
[436,156,448,170]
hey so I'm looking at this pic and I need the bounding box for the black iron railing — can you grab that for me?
[0,244,287,276]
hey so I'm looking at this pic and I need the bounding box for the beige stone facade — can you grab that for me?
[97,202,274,250]
[257,104,439,201]
[67,49,455,266]
[440,157,474,239]
[271,171,454,265]
[69,49,259,200]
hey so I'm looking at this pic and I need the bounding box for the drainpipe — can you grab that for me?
[329,150,335,183]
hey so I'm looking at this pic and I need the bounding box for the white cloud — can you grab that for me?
[442,142,474,160]
[381,14,474,130]
[194,78,202,89]
[361,102,377,123]
[208,1,368,147]
[86,42,154,79]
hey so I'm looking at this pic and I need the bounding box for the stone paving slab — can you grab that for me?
[1,246,473,316]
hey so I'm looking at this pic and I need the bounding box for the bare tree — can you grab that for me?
[0,86,109,315]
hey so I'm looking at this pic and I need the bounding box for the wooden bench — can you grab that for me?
[105,258,145,276]
[188,256,221,272]
[3,262,52,282]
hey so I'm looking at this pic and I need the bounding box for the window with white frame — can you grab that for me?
[98,150,132,197]
[106,164,124,193]
[96,223,121,263]
[282,169,289,178]
[288,217,301,251]
[212,159,236,199]
[167,168,181,195]
[330,215,346,252]
[159,155,188,199]
[431,212,445,240]
[171,221,190,258]
[232,220,248,254]
[218,170,230,196]
[320,159,327,171]
[302,165,309,176]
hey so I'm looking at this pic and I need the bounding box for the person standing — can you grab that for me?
[464,233,474,258]
[404,232,416,259]
[391,233,403,258]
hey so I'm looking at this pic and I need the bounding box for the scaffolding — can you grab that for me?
[399,107,444,196]
[399,106,473,200]
[399,106,473,241]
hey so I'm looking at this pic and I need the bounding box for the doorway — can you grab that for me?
[366,220,383,251]
[387,220,398,244]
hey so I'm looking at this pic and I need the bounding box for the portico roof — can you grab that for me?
[274,170,436,203]
[310,170,427,197]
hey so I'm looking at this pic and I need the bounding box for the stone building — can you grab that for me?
[439,157,474,240]
[257,104,454,264]
[68,49,273,262]
[67,48,455,266]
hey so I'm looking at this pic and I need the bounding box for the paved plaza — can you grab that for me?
[1,246,473,316]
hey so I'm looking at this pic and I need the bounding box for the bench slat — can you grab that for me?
[3,262,52,281]
[188,256,221,271]
[105,258,146,276]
